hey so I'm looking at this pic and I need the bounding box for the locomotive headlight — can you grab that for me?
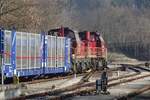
[72,54,75,59]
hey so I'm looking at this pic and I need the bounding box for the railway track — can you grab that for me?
[10,70,95,100]
[24,73,85,85]
[0,73,87,91]
[9,66,136,100]
[1,64,132,85]
[133,66,150,72]
[20,66,122,85]
[24,71,95,86]
[7,64,150,100]
[117,85,150,100]
[0,66,123,93]
[48,73,150,100]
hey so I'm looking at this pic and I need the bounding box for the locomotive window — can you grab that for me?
[65,31,75,39]
[78,32,86,41]
[50,32,59,36]
[90,34,95,41]
[48,29,60,36]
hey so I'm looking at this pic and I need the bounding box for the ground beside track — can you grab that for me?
[69,72,150,100]
[0,75,84,99]
[131,89,150,100]
[0,63,150,100]
[0,66,124,99]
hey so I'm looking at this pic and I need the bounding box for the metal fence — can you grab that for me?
[108,42,150,61]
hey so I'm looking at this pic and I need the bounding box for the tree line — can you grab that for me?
[0,0,150,60]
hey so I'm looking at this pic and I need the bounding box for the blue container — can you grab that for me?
[2,29,71,77]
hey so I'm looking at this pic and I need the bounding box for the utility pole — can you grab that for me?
[0,28,4,85]
[0,1,4,85]
[1,57,4,85]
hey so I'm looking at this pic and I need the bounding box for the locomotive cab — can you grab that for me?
[48,27,77,48]
[78,31,107,69]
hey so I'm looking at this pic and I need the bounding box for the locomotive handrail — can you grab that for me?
[71,46,107,58]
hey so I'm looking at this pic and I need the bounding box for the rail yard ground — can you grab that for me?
[1,0,150,100]
[0,59,150,100]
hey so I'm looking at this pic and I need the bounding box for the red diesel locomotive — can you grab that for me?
[48,27,107,73]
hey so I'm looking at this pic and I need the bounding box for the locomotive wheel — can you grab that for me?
[93,59,97,71]
[75,63,79,73]
[102,58,107,69]
[76,62,82,73]
[85,62,90,71]
[81,62,86,72]
[88,62,92,69]
[90,58,96,70]
[71,62,77,74]
[96,59,104,70]
[79,62,83,73]
[96,61,100,70]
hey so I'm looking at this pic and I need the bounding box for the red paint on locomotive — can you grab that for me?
[48,27,107,72]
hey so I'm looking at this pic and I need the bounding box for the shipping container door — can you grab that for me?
[64,38,71,71]
[47,35,56,68]
[3,30,12,76]
[57,37,65,67]
[4,30,11,64]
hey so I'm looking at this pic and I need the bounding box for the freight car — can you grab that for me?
[0,28,71,78]
[48,27,107,73]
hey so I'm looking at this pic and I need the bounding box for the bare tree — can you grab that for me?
[0,0,38,31]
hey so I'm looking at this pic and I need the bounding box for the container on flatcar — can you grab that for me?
[0,29,71,78]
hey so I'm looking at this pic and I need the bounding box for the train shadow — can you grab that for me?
[0,73,69,84]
